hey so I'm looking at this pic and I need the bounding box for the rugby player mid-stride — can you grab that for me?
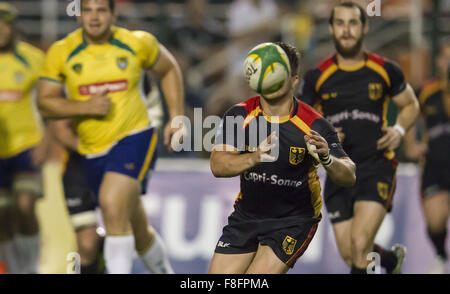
[300,2,419,274]
[0,3,48,274]
[208,42,356,274]
[37,0,184,274]
[405,43,450,274]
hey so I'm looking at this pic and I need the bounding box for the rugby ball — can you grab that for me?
[244,42,291,95]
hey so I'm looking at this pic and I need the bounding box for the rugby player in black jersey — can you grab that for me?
[208,42,356,274]
[300,2,419,274]
[405,43,450,274]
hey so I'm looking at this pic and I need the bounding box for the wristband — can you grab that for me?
[319,153,333,167]
[393,124,405,137]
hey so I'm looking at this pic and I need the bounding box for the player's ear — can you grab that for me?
[363,21,369,34]
[292,75,300,89]
[328,24,334,35]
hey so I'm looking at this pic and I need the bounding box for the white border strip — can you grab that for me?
[155,158,419,176]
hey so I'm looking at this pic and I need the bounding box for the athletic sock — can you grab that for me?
[427,228,448,260]
[14,234,40,274]
[0,240,22,274]
[139,231,174,274]
[350,265,367,274]
[104,234,135,274]
[373,243,398,273]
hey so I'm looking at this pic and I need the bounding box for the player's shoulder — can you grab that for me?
[419,77,443,104]
[293,98,323,126]
[16,41,44,59]
[47,28,84,58]
[113,26,158,50]
[230,95,260,115]
[316,55,337,72]
[367,52,402,72]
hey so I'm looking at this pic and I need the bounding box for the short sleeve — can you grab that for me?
[299,69,320,106]
[133,31,160,69]
[311,118,348,159]
[214,106,247,150]
[385,61,407,97]
[40,42,65,83]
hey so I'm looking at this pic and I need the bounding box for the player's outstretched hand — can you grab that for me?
[165,119,188,152]
[377,126,402,151]
[85,89,111,116]
[257,131,278,162]
[304,130,332,166]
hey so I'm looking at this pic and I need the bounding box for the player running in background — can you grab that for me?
[0,3,49,274]
[300,2,419,274]
[48,73,165,274]
[208,42,356,274]
[37,0,184,274]
[404,43,450,274]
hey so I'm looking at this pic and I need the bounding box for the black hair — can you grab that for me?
[329,2,367,26]
[81,0,115,12]
[275,41,301,77]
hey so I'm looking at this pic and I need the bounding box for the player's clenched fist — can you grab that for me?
[85,89,111,116]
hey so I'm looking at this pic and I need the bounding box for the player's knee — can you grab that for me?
[351,234,372,255]
[14,192,37,217]
[77,233,100,263]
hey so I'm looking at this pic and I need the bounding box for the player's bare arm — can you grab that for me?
[210,132,278,178]
[47,119,79,151]
[148,44,185,150]
[37,80,111,119]
[305,130,356,187]
[377,84,419,151]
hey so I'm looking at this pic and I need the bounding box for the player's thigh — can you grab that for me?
[352,201,387,246]
[331,218,353,265]
[208,252,256,274]
[422,191,450,230]
[98,172,140,227]
[245,244,289,274]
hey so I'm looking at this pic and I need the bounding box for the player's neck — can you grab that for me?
[83,29,114,45]
[336,50,365,67]
[259,93,294,118]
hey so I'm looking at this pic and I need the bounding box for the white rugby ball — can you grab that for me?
[243,42,291,95]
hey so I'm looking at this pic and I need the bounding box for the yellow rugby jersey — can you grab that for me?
[0,42,44,158]
[40,26,159,155]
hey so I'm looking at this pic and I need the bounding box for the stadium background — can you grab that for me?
[7,0,450,273]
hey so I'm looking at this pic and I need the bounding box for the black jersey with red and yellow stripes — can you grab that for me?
[300,52,407,164]
[418,78,450,165]
[214,96,347,219]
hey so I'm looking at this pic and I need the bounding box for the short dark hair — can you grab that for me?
[275,41,301,77]
[329,2,367,26]
[81,0,115,12]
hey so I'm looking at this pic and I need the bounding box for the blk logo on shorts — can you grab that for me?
[377,182,389,200]
[282,235,297,255]
[289,147,305,165]
[124,163,135,170]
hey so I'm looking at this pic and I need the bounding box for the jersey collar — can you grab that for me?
[258,96,298,123]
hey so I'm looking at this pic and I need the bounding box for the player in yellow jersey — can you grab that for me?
[0,3,48,274]
[38,0,185,274]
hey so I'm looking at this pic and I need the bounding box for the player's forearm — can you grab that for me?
[395,98,420,133]
[160,65,185,120]
[393,84,420,132]
[210,151,259,178]
[324,156,356,187]
[38,96,90,119]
